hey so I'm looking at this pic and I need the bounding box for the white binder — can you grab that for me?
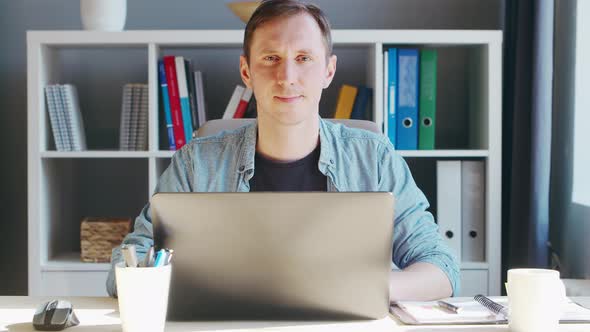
[436,160,462,262]
[461,161,486,262]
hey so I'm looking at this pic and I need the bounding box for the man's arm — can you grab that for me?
[106,145,194,297]
[389,262,453,301]
[379,146,461,299]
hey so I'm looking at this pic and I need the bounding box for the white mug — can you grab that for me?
[506,268,566,332]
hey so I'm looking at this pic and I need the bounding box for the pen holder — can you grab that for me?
[115,263,171,332]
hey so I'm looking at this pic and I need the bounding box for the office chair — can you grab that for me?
[196,118,381,137]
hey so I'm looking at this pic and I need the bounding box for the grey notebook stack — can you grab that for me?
[119,83,148,151]
[44,84,87,151]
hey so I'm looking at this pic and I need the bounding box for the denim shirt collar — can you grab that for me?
[237,116,336,177]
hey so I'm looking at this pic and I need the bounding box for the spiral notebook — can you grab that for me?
[390,295,590,325]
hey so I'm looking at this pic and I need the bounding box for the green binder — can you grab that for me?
[418,50,437,150]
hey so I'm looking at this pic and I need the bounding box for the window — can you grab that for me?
[572,0,590,206]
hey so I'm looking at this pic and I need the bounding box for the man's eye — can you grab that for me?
[264,56,278,62]
[298,56,312,62]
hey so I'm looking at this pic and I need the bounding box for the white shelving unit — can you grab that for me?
[27,30,502,296]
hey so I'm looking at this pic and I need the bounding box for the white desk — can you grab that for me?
[1,296,590,331]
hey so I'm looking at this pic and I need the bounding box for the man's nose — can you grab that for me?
[276,60,297,86]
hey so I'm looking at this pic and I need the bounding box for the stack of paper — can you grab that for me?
[45,84,87,151]
[119,83,148,151]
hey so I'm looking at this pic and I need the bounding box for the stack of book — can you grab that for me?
[44,84,87,151]
[119,83,148,151]
[333,84,372,120]
[384,48,438,150]
[158,56,207,151]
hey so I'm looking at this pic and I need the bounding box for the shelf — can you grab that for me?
[40,150,489,159]
[42,253,110,272]
[398,150,489,158]
[41,151,152,158]
[28,30,502,46]
[153,150,176,158]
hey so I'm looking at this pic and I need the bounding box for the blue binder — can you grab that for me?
[387,48,397,147]
[396,49,419,150]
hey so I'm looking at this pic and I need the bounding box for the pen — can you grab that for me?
[153,249,167,267]
[165,249,174,265]
[142,246,155,267]
[437,300,462,314]
[121,244,138,267]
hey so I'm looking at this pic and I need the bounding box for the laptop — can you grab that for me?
[150,192,394,320]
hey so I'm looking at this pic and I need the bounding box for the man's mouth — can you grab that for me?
[274,95,303,103]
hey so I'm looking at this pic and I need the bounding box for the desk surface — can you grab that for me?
[1,296,590,332]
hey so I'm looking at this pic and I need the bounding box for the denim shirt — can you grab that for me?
[106,118,460,297]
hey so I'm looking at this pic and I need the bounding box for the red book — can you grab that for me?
[163,56,186,149]
[233,88,253,119]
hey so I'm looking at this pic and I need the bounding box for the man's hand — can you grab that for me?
[389,262,453,302]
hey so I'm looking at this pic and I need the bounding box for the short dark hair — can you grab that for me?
[243,0,333,63]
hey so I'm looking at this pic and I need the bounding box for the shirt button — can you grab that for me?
[239,165,245,172]
[330,159,334,164]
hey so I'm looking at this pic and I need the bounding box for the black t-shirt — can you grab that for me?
[249,145,327,192]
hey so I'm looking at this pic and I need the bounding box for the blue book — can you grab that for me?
[387,48,397,147]
[350,86,372,120]
[158,60,176,150]
[174,56,194,144]
[396,49,419,150]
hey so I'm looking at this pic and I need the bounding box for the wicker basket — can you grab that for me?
[80,217,132,263]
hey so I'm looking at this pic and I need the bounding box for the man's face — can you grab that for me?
[240,13,337,126]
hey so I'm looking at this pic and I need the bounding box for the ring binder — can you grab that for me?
[474,294,508,318]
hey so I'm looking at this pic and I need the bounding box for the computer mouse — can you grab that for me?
[32,299,80,331]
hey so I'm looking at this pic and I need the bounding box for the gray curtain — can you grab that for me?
[550,0,590,280]
[502,0,555,283]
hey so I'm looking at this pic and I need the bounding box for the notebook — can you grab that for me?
[390,296,590,325]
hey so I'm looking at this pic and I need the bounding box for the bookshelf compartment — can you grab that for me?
[155,158,172,180]
[380,45,490,150]
[40,46,149,151]
[154,44,375,142]
[405,157,488,264]
[40,158,148,265]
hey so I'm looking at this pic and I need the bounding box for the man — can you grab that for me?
[107,0,460,301]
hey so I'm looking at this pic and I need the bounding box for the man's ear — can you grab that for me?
[323,54,337,89]
[240,55,252,89]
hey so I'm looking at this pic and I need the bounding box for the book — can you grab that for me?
[391,297,590,325]
[158,60,176,150]
[62,84,87,151]
[396,48,419,150]
[175,56,194,144]
[418,49,437,150]
[45,85,65,151]
[233,87,253,118]
[222,85,245,119]
[163,55,186,149]
[243,95,257,118]
[137,84,149,150]
[350,86,372,120]
[184,59,199,132]
[333,84,357,119]
[119,84,132,150]
[56,84,72,151]
[194,71,207,126]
